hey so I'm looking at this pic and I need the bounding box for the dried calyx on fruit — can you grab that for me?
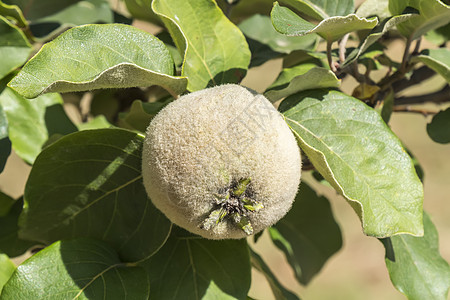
[142,84,301,239]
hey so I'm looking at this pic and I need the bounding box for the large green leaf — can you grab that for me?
[265,64,340,102]
[1,238,150,299]
[124,0,162,24]
[0,254,15,293]
[30,0,114,39]
[269,182,342,285]
[239,14,317,67]
[281,0,355,20]
[355,0,390,19]
[0,15,31,80]
[8,24,187,98]
[271,2,377,42]
[140,227,251,300]
[0,103,10,173]
[152,0,251,91]
[20,128,172,261]
[0,197,36,257]
[0,87,74,164]
[279,89,423,237]
[250,249,299,300]
[344,12,418,67]
[383,213,450,300]
[427,107,450,144]
[389,0,450,40]
[239,14,317,55]
[3,0,79,21]
[412,48,450,83]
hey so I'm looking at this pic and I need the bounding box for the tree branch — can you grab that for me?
[393,106,438,116]
[393,66,436,93]
[395,85,450,105]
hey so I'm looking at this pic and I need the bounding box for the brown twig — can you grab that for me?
[339,33,350,64]
[395,85,450,105]
[393,66,436,93]
[393,106,438,117]
[327,40,337,72]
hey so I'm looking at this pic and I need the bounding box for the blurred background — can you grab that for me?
[0,0,449,299]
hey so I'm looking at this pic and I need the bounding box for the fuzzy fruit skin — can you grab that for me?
[142,84,301,239]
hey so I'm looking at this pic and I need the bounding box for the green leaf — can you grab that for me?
[124,0,162,25]
[383,213,450,300]
[8,24,187,98]
[152,0,251,91]
[118,99,169,132]
[427,107,450,144]
[250,249,299,300]
[412,48,450,83]
[280,0,355,20]
[0,254,15,293]
[279,89,424,237]
[344,13,418,67]
[0,103,10,173]
[37,0,112,25]
[29,0,114,39]
[265,64,340,102]
[238,14,317,67]
[3,0,79,21]
[0,15,31,80]
[77,115,112,131]
[0,0,27,28]
[1,238,150,299]
[0,191,14,216]
[20,128,172,261]
[0,87,72,164]
[424,23,450,45]
[355,0,390,19]
[0,197,36,257]
[140,227,251,300]
[389,0,450,40]
[269,182,342,285]
[239,14,317,55]
[271,2,377,42]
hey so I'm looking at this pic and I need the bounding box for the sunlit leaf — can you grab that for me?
[412,48,450,83]
[344,13,418,67]
[280,89,424,237]
[0,254,15,293]
[0,16,31,80]
[0,103,10,173]
[265,64,340,102]
[8,24,187,98]
[389,0,450,40]
[1,238,150,299]
[152,0,251,91]
[383,213,450,300]
[271,2,377,42]
[281,0,355,20]
[355,0,390,19]
[20,128,172,261]
[0,88,74,164]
